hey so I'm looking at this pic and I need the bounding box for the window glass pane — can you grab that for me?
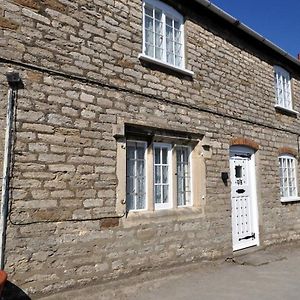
[145,16,154,34]
[126,194,134,211]
[166,16,173,26]
[162,166,168,183]
[145,5,153,17]
[136,195,145,210]
[136,177,145,209]
[154,185,161,204]
[155,47,163,60]
[137,160,144,177]
[145,44,154,57]
[175,55,182,67]
[174,29,181,43]
[145,15,154,57]
[163,185,169,203]
[127,146,135,160]
[127,177,134,194]
[155,9,162,20]
[155,148,160,164]
[162,148,168,164]
[155,165,161,183]
[127,160,135,177]
[137,146,145,159]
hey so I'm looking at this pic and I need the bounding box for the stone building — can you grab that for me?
[0,0,300,297]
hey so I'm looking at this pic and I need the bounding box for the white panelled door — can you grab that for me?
[230,147,259,251]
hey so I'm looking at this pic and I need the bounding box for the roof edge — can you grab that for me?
[194,0,300,68]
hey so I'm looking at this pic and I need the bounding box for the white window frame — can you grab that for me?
[126,140,148,211]
[176,145,192,207]
[139,0,194,76]
[153,142,172,210]
[279,154,300,202]
[125,140,197,212]
[274,66,293,111]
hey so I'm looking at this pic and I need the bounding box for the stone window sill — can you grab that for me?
[275,105,299,116]
[138,54,194,77]
[121,207,204,227]
[280,197,300,203]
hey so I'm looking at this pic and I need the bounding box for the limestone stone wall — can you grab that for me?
[0,0,300,296]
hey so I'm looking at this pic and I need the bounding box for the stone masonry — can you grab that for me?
[0,0,300,297]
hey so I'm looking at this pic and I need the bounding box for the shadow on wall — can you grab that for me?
[2,281,31,300]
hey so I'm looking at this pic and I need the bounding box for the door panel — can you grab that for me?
[230,148,259,251]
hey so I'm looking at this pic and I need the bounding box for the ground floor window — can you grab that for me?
[279,154,298,200]
[126,141,192,212]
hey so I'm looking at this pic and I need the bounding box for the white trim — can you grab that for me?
[138,54,194,76]
[274,104,299,115]
[153,142,172,210]
[280,197,300,203]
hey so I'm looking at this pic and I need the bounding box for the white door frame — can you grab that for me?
[230,146,259,251]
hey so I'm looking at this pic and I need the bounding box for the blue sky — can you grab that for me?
[210,0,300,58]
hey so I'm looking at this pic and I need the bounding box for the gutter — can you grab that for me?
[194,0,300,68]
[0,71,20,269]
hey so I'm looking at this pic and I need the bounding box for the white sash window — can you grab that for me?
[143,0,184,69]
[279,154,298,201]
[154,143,172,209]
[274,66,292,110]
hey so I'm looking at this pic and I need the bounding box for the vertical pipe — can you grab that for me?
[0,87,15,269]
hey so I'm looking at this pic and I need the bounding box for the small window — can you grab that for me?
[142,0,184,69]
[274,66,292,110]
[279,154,298,201]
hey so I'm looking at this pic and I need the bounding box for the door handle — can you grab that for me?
[239,233,255,241]
[236,189,245,194]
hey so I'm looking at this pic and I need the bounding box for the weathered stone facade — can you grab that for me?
[1,0,300,297]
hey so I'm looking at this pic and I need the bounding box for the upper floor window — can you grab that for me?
[274,66,292,110]
[279,154,298,201]
[142,0,184,69]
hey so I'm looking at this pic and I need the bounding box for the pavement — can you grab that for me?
[38,241,300,300]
